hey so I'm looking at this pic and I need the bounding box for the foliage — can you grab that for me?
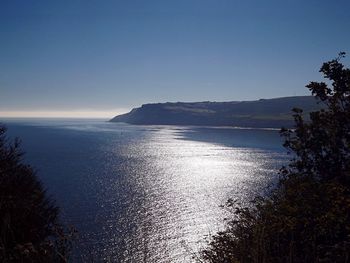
[200,53,350,263]
[0,126,73,262]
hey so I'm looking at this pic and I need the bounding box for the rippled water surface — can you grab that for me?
[3,119,287,262]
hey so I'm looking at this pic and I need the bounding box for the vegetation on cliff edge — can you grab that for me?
[201,53,350,263]
[0,126,73,262]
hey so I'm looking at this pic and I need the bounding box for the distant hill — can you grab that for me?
[110,96,323,128]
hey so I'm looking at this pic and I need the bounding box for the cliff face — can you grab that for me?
[110,96,322,128]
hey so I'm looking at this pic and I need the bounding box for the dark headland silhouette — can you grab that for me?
[110,96,321,128]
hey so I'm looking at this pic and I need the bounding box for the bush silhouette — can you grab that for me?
[0,126,71,262]
[201,53,350,263]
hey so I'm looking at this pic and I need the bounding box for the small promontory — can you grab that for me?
[110,96,321,128]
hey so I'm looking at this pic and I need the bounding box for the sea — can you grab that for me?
[1,118,288,262]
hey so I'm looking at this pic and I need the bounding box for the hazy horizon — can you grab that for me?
[0,109,128,119]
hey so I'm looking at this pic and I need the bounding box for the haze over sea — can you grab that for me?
[3,119,287,262]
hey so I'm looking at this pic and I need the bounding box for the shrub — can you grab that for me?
[201,53,350,263]
[0,126,72,262]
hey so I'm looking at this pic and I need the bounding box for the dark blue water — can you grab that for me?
[1,119,287,262]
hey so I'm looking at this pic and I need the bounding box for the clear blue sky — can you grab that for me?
[1,0,350,117]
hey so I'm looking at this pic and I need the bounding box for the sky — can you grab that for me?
[1,0,350,118]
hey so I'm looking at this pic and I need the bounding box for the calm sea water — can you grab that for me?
[2,119,287,262]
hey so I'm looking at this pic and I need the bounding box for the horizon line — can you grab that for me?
[0,109,130,119]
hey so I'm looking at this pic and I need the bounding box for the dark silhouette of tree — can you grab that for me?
[0,126,72,262]
[281,52,350,184]
[201,53,350,263]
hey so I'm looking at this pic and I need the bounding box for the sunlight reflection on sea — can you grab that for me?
[3,120,287,262]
